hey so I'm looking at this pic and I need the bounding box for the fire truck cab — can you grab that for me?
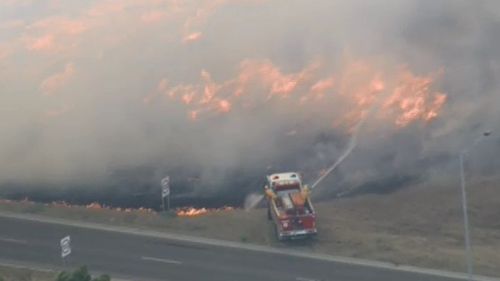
[264,172,317,241]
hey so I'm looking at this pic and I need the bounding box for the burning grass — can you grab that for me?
[0,198,244,238]
[0,198,239,220]
[176,206,235,217]
[0,198,157,215]
[161,58,447,130]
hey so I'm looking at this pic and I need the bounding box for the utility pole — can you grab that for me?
[459,130,492,281]
[459,152,473,281]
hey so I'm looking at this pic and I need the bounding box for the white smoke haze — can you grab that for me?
[0,0,499,206]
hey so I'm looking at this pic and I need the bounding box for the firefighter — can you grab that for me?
[264,185,277,199]
[301,184,311,200]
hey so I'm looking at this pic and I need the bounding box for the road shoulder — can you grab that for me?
[1,211,499,281]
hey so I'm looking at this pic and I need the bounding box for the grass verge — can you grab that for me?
[0,265,55,281]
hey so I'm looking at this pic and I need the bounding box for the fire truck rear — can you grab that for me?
[264,172,317,241]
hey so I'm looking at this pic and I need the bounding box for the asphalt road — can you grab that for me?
[0,215,467,281]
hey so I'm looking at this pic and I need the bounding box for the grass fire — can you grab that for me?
[1,1,500,279]
[176,206,235,217]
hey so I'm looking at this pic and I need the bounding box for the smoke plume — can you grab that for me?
[0,0,499,208]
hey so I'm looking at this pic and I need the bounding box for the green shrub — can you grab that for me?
[56,266,110,281]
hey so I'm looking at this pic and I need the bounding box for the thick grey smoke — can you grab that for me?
[0,0,498,207]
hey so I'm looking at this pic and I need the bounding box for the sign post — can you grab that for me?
[60,235,71,266]
[161,176,170,212]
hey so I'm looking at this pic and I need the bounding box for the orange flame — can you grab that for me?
[154,57,447,129]
[183,32,202,43]
[176,206,235,217]
[0,198,158,214]
[217,99,231,113]
[383,69,447,127]
[176,207,208,217]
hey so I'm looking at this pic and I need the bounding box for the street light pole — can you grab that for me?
[459,152,473,281]
[459,131,492,281]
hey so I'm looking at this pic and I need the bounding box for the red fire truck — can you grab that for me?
[264,172,317,241]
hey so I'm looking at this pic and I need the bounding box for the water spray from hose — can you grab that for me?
[244,93,383,210]
[244,192,265,210]
[244,119,365,210]
[309,85,393,191]
[310,119,364,190]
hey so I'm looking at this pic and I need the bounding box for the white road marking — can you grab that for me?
[0,236,28,244]
[296,277,320,281]
[141,256,182,265]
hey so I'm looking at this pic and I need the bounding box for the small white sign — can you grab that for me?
[60,236,71,258]
[161,176,170,198]
[161,176,170,188]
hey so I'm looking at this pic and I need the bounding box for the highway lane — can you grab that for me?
[0,216,467,281]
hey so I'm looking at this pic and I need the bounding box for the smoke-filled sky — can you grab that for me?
[1,0,499,204]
